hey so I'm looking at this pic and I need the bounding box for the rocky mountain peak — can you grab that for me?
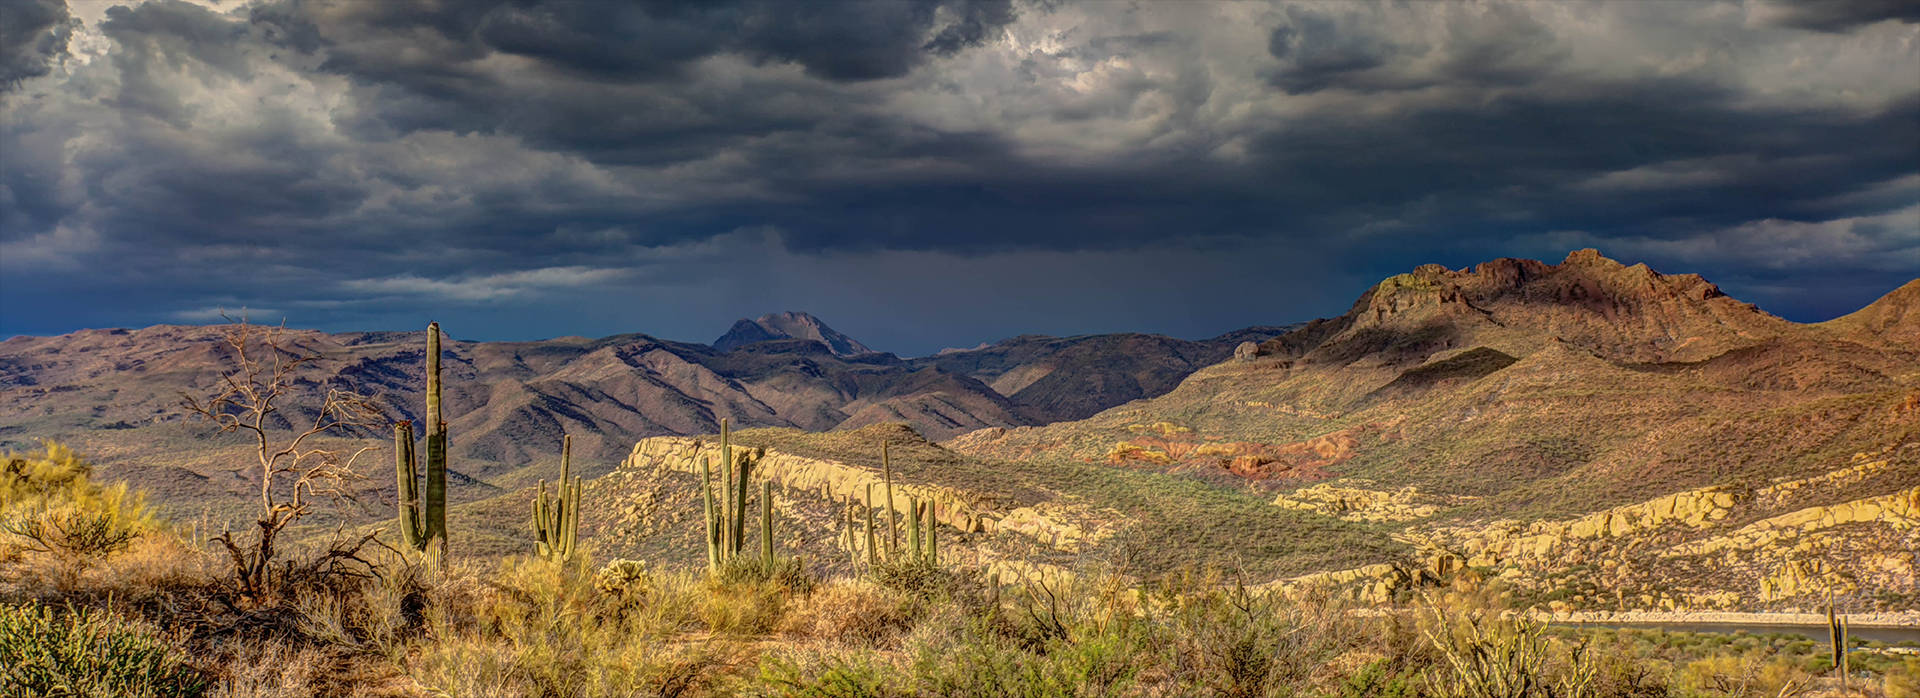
[713,311,874,357]
[1283,250,1789,365]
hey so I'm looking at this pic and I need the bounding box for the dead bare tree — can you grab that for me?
[181,318,385,602]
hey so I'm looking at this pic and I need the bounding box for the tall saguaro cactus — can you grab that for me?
[532,434,582,560]
[396,322,450,559]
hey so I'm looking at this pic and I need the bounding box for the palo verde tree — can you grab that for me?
[181,318,384,602]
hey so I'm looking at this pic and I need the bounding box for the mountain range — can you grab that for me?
[0,309,1290,513]
[4,250,1914,610]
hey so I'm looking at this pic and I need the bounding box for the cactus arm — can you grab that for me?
[395,422,424,549]
[927,501,937,565]
[565,475,580,558]
[700,455,719,570]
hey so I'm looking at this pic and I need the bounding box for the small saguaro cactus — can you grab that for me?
[531,434,582,560]
[1828,591,1850,686]
[396,322,450,559]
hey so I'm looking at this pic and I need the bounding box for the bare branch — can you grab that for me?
[180,317,388,604]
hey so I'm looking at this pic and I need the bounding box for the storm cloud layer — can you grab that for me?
[1,0,1915,354]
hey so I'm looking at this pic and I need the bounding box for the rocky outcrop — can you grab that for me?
[622,436,995,533]
[1273,480,1474,522]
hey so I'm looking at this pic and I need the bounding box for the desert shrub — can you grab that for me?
[203,643,331,698]
[1161,576,1317,698]
[904,572,1153,697]
[867,556,956,600]
[284,550,427,661]
[0,601,208,698]
[757,650,908,697]
[1335,658,1422,698]
[410,554,737,697]
[1674,653,1812,698]
[1417,589,1606,698]
[0,443,154,563]
[909,617,1146,698]
[704,573,793,635]
[717,554,816,595]
[1884,658,1920,698]
[780,579,921,648]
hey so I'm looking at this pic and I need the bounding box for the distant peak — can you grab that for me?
[714,311,874,357]
[1561,248,1614,267]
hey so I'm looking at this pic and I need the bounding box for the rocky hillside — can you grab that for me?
[949,251,1920,610]
[449,423,1402,581]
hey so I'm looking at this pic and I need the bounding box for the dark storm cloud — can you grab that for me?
[0,0,76,90]
[1760,0,1920,32]
[0,0,1915,353]
[1265,2,1565,94]
[260,0,1016,85]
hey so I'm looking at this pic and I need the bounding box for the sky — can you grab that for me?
[1,0,1916,357]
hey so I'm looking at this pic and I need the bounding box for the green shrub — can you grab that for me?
[0,602,208,698]
[717,555,816,595]
[758,651,906,697]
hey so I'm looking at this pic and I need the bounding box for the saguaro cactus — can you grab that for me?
[907,496,922,560]
[926,500,938,565]
[700,418,769,570]
[883,441,898,554]
[396,322,449,558]
[532,435,582,560]
[1829,592,1850,686]
[760,480,774,567]
[865,484,879,568]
